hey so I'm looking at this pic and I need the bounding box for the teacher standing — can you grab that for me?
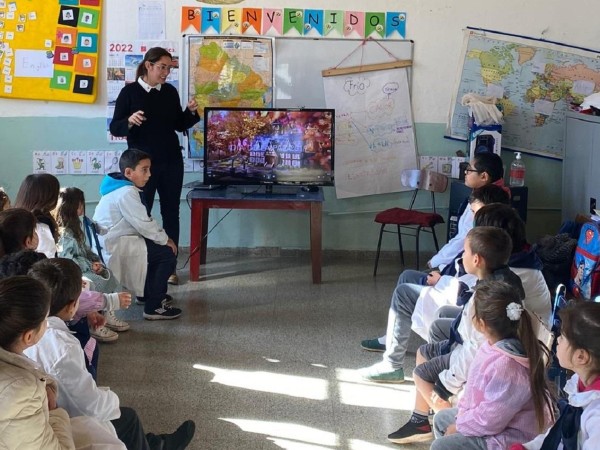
[110,47,200,285]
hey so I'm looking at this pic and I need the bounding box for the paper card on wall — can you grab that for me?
[57,27,77,47]
[262,9,282,35]
[58,6,79,27]
[220,8,241,34]
[75,54,96,74]
[183,157,194,173]
[69,151,87,174]
[283,9,303,36]
[104,150,120,173]
[193,160,202,173]
[73,75,94,95]
[304,10,323,37]
[7,2,16,12]
[437,156,453,177]
[420,156,438,171]
[50,70,72,90]
[77,32,98,53]
[53,46,74,66]
[386,12,406,39]
[325,11,343,37]
[451,157,466,179]
[87,151,105,174]
[365,12,385,39]
[78,8,99,29]
[14,50,53,77]
[33,151,51,174]
[241,8,261,35]
[344,11,365,38]
[80,0,100,6]
[59,0,79,5]
[201,8,221,34]
[181,7,200,33]
[138,1,165,40]
[51,151,68,175]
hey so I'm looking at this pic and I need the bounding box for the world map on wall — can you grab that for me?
[447,31,600,159]
[187,37,273,158]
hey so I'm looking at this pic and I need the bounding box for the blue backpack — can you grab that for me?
[570,222,600,299]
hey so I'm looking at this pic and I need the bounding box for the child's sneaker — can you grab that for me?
[143,304,182,321]
[104,311,130,332]
[90,325,118,342]
[387,416,433,444]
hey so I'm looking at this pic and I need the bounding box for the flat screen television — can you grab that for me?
[203,108,334,187]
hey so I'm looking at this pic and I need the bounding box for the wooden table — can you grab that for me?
[188,187,324,283]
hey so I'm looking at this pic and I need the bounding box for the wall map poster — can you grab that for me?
[0,0,102,103]
[447,29,600,159]
[185,35,274,159]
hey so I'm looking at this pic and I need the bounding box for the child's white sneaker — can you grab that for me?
[90,325,118,343]
[104,311,130,332]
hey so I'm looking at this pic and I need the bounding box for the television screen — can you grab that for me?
[204,108,334,186]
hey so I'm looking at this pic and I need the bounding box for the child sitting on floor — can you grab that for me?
[511,300,600,450]
[55,187,129,333]
[431,280,554,450]
[25,258,196,450]
[14,173,61,258]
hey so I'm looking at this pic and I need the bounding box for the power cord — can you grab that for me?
[178,186,262,270]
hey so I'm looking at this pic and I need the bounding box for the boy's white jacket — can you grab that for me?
[24,317,121,423]
[93,173,168,296]
[439,265,551,395]
[522,374,600,450]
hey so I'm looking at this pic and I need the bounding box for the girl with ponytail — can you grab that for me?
[431,279,554,450]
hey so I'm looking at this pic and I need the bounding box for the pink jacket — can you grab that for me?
[456,339,550,450]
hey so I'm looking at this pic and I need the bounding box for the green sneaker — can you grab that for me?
[360,338,386,352]
[360,365,405,383]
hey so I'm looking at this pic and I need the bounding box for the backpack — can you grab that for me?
[570,222,600,299]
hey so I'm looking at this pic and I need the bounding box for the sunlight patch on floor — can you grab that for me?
[336,368,416,410]
[222,418,338,447]
[193,364,328,400]
[349,439,399,450]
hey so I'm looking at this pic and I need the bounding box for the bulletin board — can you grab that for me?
[0,0,102,103]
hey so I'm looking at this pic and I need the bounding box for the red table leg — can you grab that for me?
[310,201,322,284]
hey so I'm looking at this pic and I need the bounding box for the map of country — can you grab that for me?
[448,32,600,158]
[186,38,273,158]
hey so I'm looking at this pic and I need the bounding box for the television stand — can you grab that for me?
[188,187,324,283]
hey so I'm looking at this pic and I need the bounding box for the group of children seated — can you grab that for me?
[359,152,600,449]
[0,149,195,449]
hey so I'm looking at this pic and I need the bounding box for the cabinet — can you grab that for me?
[563,112,600,222]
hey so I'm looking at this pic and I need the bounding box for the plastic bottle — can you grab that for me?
[509,152,526,187]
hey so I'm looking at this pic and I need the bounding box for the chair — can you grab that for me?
[373,169,448,276]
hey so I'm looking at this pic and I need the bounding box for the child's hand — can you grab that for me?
[46,386,57,410]
[431,392,452,411]
[118,292,132,309]
[91,262,104,274]
[445,423,457,435]
[426,271,441,286]
[87,311,105,330]
[166,238,177,255]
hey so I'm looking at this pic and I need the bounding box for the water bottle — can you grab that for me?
[509,152,526,187]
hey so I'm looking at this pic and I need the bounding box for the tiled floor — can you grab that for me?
[99,253,431,450]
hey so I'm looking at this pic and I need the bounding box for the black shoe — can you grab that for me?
[161,420,195,450]
[387,418,433,444]
[143,305,182,320]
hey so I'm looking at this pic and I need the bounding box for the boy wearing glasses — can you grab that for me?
[360,152,510,383]
[110,47,199,287]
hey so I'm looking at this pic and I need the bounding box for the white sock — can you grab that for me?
[378,335,386,345]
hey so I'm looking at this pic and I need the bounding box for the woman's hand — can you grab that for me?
[187,98,198,113]
[128,110,146,128]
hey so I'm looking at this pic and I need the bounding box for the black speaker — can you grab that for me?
[474,134,495,154]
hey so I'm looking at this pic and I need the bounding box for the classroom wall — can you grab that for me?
[1,0,596,252]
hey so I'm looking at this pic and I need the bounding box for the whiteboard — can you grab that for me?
[182,35,413,108]
[274,37,413,108]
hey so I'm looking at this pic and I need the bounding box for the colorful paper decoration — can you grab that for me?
[0,0,102,103]
[181,7,406,40]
